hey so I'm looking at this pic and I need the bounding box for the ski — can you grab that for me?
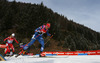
[15,51,33,58]
[15,54,20,58]
[15,49,24,58]
[28,55,69,58]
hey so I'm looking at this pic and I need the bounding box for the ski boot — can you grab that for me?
[39,51,46,57]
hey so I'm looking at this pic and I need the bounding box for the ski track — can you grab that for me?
[0,55,100,63]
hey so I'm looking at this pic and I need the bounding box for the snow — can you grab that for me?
[0,55,100,63]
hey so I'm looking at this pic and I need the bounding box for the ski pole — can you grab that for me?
[44,35,53,45]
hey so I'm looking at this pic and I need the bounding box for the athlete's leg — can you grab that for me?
[37,37,44,52]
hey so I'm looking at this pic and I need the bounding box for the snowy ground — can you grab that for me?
[0,55,100,63]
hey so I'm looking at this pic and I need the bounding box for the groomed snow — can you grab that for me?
[0,55,100,63]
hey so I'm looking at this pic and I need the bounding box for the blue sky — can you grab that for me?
[9,0,100,32]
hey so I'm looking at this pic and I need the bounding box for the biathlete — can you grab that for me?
[4,33,19,56]
[17,23,51,57]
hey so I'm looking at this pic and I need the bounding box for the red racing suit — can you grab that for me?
[4,36,19,54]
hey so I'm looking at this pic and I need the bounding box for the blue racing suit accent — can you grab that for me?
[23,25,51,52]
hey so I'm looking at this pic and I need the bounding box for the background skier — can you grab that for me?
[4,33,19,56]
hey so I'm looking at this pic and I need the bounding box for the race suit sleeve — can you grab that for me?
[4,37,9,41]
[14,38,19,44]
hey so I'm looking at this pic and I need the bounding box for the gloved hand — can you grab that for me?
[35,30,43,34]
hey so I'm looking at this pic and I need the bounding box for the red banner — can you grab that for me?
[0,44,6,48]
[43,50,100,55]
